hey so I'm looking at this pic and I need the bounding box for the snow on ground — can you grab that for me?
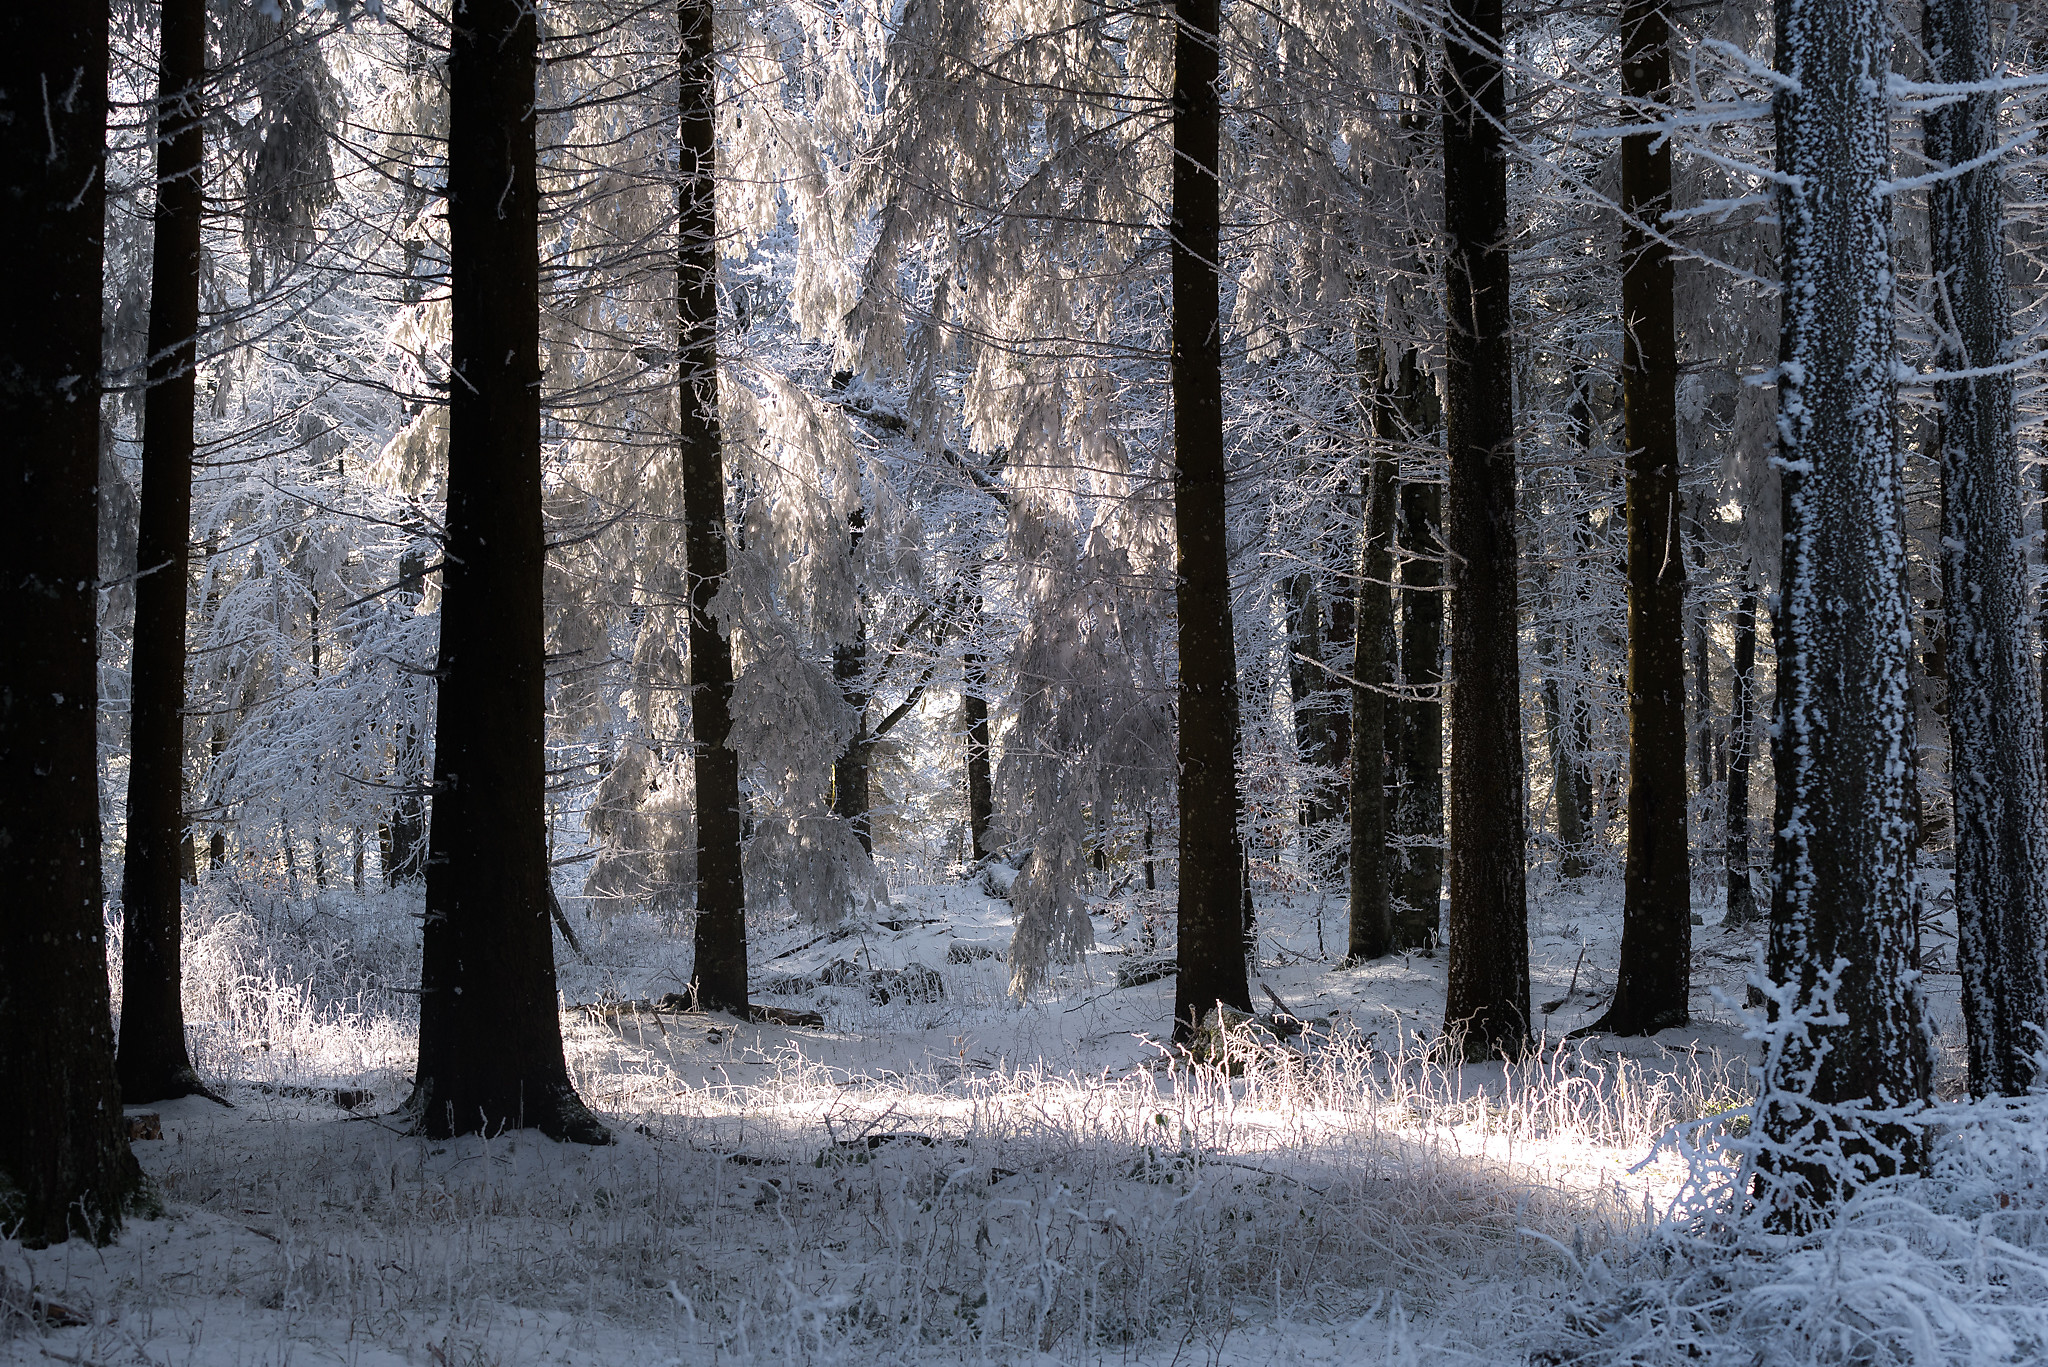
[0,869,2000,1365]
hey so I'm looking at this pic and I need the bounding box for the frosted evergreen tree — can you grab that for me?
[1922,0,2048,1098]
[1759,0,1931,1222]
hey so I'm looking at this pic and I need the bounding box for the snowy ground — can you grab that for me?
[1,870,2008,1366]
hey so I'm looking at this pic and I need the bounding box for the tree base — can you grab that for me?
[119,1062,232,1109]
[400,1078,614,1146]
[1572,1006,1689,1039]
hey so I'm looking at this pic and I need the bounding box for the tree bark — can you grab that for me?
[1761,0,1930,1221]
[1590,0,1691,1036]
[1393,467,1445,948]
[411,0,607,1144]
[1284,572,1336,839]
[384,550,429,885]
[1171,0,1252,1041]
[0,3,149,1245]
[1440,0,1530,1059]
[1723,587,1760,927]
[1348,348,1399,961]
[1925,0,2048,1098]
[679,0,749,1014]
[963,554,995,861]
[118,0,215,1104]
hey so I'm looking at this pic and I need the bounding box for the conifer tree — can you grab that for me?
[1172,0,1253,1040]
[119,0,221,1105]
[410,0,608,1143]
[0,0,150,1245]
[1589,0,1691,1036]
[1759,0,1930,1220]
[1440,0,1531,1058]
[1924,0,2048,1098]
[679,0,748,1015]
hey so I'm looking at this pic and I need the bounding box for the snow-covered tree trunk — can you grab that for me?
[1594,0,1691,1035]
[412,0,607,1144]
[1441,0,1531,1058]
[0,2,147,1245]
[681,0,749,1014]
[1924,0,2048,1098]
[1760,0,1929,1218]
[118,0,214,1104]
[1171,0,1253,1041]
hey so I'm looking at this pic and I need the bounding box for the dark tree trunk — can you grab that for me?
[411,0,607,1145]
[1723,588,1760,927]
[0,4,148,1245]
[1590,0,1691,1036]
[118,0,213,1104]
[1348,347,1398,961]
[385,554,429,885]
[1394,468,1444,948]
[1171,0,1252,1042]
[963,662,994,861]
[1549,370,1597,880]
[1323,531,1354,803]
[1284,573,1336,839]
[1440,0,1530,1059]
[679,0,748,1014]
[833,608,874,858]
[963,551,995,861]
[1542,640,1587,864]
[1761,0,1929,1221]
[1925,0,2048,1098]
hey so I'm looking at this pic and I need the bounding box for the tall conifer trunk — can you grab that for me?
[1348,348,1398,960]
[118,0,216,1103]
[411,0,607,1143]
[1924,0,2048,1098]
[1723,587,1760,926]
[1761,0,1929,1220]
[1440,0,1530,1059]
[1393,467,1444,946]
[0,2,149,1245]
[1591,0,1691,1035]
[963,553,995,861]
[679,0,748,1013]
[1171,0,1252,1041]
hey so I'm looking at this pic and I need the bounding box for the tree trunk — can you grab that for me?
[963,554,995,861]
[1591,0,1691,1036]
[1925,0,2048,1099]
[1723,587,1760,927]
[1440,0,1530,1059]
[0,3,149,1245]
[1392,437,1444,947]
[1171,0,1252,1042]
[1348,348,1398,961]
[1284,572,1335,839]
[1761,0,1930,1220]
[385,552,429,885]
[118,0,213,1104]
[412,0,607,1145]
[679,0,749,1014]
[833,611,874,858]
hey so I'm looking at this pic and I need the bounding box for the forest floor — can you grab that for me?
[2,868,2020,1367]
